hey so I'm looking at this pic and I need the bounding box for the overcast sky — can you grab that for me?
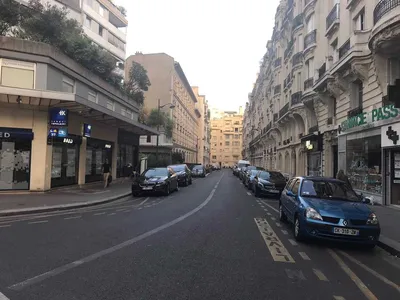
[114,0,279,111]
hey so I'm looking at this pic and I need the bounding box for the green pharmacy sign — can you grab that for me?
[340,105,399,132]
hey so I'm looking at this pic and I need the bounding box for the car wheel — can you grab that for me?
[279,203,287,222]
[294,216,304,241]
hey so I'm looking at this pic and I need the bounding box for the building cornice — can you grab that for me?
[174,62,197,103]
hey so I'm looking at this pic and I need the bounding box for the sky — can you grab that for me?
[114,0,279,112]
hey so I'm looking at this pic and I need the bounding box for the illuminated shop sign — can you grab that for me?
[49,108,69,126]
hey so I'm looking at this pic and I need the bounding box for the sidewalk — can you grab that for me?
[372,205,400,256]
[0,181,132,216]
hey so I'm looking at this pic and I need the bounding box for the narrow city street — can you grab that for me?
[0,169,399,300]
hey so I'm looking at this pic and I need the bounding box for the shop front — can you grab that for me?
[117,129,139,178]
[301,133,323,177]
[381,122,400,206]
[86,137,113,183]
[0,127,33,190]
[49,135,81,188]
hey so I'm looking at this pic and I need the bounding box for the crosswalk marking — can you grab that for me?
[254,218,295,263]
[313,269,329,281]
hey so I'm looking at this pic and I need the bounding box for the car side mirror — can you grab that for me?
[286,190,296,197]
[362,197,371,204]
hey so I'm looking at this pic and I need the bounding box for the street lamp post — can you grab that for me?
[156,99,175,163]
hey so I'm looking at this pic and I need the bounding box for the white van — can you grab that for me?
[237,160,250,168]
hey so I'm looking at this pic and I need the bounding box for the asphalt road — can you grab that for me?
[0,169,399,300]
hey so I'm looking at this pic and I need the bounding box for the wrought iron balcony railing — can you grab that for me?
[326,3,339,30]
[304,29,317,49]
[374,0,400,24]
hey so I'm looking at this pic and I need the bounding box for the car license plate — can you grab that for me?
[333,227,359,236]
[142,187,153,190]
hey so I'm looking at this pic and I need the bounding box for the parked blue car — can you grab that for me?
[279,176,380,248]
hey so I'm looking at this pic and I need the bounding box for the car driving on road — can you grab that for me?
[132,167,179,196]
[279,176,380,248]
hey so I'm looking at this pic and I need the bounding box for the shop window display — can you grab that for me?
[346,136,382,194]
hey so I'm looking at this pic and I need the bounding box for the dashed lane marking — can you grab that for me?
[0,225,11,228]
[288,239,298,246]
[338,250,400,293]
[254,218,295,263]
[122,210,131,213]
[261,200,279,213]
[328,249,378,300]
[93,212,105,216]
[276,223,281,227]
[285,269,306,280]
[64,216,81,220]
[281,230,288,235]
[271,217,276,221]
[267,213,272,216]
[107,213,116,216]
[264,209,268,212]
[246,192,252,196]
[333,296,346,300]
[28,220,48,224]
[299,252,311,261]
[313,269,329,281]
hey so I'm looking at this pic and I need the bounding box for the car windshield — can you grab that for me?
[250,170,259,176]
[142,168,168,178]
[193,165,203,170]
[247,166,256,171]
[258,171,285,180]
[300,180,360,201]
[169,165,185,172]
[238,163,250,168]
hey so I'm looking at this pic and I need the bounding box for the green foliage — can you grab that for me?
[0,0,148,105]
[117,5,127,17]
[146,153,171,168]
[146,109,174,138]
[171,152,184,164]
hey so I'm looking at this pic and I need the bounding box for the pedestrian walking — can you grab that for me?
[336,169,352,187]
[102,159,111,188]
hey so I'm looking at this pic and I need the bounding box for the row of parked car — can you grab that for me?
[233,164,380,248]
[131,164,209,197]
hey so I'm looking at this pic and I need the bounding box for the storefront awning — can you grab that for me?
[0,86,158,136]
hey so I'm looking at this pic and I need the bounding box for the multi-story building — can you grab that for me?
[211,110,243,167]
[192,87,211,165]
[0,37,156,191]
[243,0,400,206]
[18,0,128,62]
[126,53,201,163]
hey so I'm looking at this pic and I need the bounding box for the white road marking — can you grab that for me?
[28,220,48,224]
[333,297,346,300]
[116,208,126,212]
[271,217,276,221]
[338,250,400,293]
[275,223,281,227]
[64,216,81,220]
[122,210,131,213]
[246,192,252,196]
[267,212,272,216]
[0,291,10,300]
[138,197,150,206]
[93,212,105,216]
[299,252,311,260]
[281,230,288,235]
[288,239,298,246]
[108,213,116,216]
[254,218,295,263]
[261,201,279,213]
[328,249,378,300]
[9,173,225,291]
[137,207,143,210]
[0,225,11,228]
[285,269,306,280]
[313,269,329,281]
[264,209,268,212]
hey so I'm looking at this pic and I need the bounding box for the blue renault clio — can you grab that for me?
[279,176,380,248]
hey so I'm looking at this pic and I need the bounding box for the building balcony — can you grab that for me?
[279,102,289,119]
[274,84,282,95]
[283,73,293,91]
[304,78,314,91]
[347,0,361,10]
[370,0,400,55]
[292,52,303,71]
[304,0,317,20]
[326,3,340,37]
[291,91,303,107]
[304,30,317,57]
[274,57,282,68]
[292,14,304,33]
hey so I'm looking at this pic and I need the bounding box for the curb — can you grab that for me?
[378,236,400,257]
[0,192,131,217]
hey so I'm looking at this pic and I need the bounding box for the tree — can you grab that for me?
[138,105,149,124]
[172,152,184,164]
[0,0,28,36]
[146,109,174,139]
[125,62,151,105]
[117,5,127,17]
